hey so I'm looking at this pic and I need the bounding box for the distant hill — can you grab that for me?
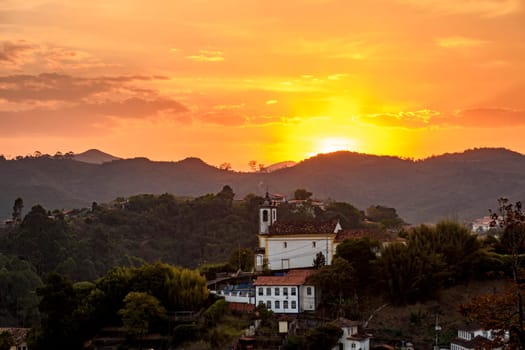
[73,149,121,164]
[1,147,524,224]
[264,161,297,173]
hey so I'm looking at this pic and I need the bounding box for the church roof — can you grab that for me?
[268,219,339,235]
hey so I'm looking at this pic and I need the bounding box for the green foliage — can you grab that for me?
[381,221,490,304]
[304,324,343,350]
[313,251,326,269]
[172,323,201,346]
[366,205,405,228]
[118,291,167,336]
[284,335,306,350]
[0,331,14,350]
[0,254,42,326]
[309,257,355,305]
[317,201,364,228]
[336,237,379,287]
[227,248,254,271]
[293,188,313,200]
[203,299,228,326]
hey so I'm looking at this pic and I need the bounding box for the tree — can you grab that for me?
[228,248,254,271]
[313,251,326,269]
[462,198,525,348]
[294,189,313,201]
[12,197,23,222]
[0,331,14,350]
[304,324,343,350]
[366,205,405,228]
[248,160,257,172]
[219,162,232,171]
[118,291,167,338]
[309,257,355,305]
[336,237,379,287]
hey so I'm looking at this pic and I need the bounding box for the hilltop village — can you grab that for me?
[0,188,521,350]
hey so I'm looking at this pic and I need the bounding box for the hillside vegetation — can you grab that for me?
[1,147,525,223]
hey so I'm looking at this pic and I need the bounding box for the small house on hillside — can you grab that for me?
[253,269,319,313]
[450,325,505,350]
[331,318,371,350]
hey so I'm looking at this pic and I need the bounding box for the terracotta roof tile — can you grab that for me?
[254,269,314,286]
[269,219,339,235]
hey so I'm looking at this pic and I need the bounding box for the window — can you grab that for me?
[291,287,296,296]
[267,300,272,309]
[312,241,316,248]
[262,210,268,222]
[275,287,280,296]
[291,300,296,309]
[258,287,263,296]
[283,287,288,296]
[283,242,287,248]
[284,300,288,309]
[266,287,271,296]
[275,300,280,309]
[258,300,264,306]
[351,344,356,348]
[307,287,312,296]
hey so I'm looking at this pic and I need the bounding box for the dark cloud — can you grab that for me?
[0,40,35,63]
[0,97,188,136]
[0,73,162,102]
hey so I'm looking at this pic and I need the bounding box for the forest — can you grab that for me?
[0,186,519,349]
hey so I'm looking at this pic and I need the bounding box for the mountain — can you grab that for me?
[1,147,524,224]
[73,149,121,164]
[264,161,297,173]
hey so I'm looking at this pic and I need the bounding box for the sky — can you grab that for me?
[1,0,524,170]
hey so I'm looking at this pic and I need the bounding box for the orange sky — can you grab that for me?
[1,0,524,170]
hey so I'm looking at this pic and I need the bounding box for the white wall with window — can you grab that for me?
[255,285,300,314]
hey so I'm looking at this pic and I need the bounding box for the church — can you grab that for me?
[254,193,342,271]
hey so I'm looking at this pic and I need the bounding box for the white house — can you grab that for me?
[253,269,319,313]
[450,325,505,350]
[255,193,341,271]
[331,318,371,350]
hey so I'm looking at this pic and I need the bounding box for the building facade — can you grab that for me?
[253,269,319,313]
[255,193,341,271]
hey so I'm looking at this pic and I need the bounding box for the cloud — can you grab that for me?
[452,108,525,127]
[0,73,162,102]
[398,0,521,16]
[359,109,442,128]
[0,40,36,65]
[0,72,188,136]
[186,50,224,62]
[436,36,489,48]
[0,97,188,136]
[359,107,525,129]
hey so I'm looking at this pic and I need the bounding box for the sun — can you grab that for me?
[307,137,358,157]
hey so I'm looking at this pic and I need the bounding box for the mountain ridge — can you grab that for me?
[1,147,523,224]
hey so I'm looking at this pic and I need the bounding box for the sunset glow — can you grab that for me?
[1,0,524,170]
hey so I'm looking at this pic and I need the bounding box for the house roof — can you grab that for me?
[268,219,339,235]
[254,269,314,286]
[0,328,29,345]
[451,335,502,349]
[334,229,400,243]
